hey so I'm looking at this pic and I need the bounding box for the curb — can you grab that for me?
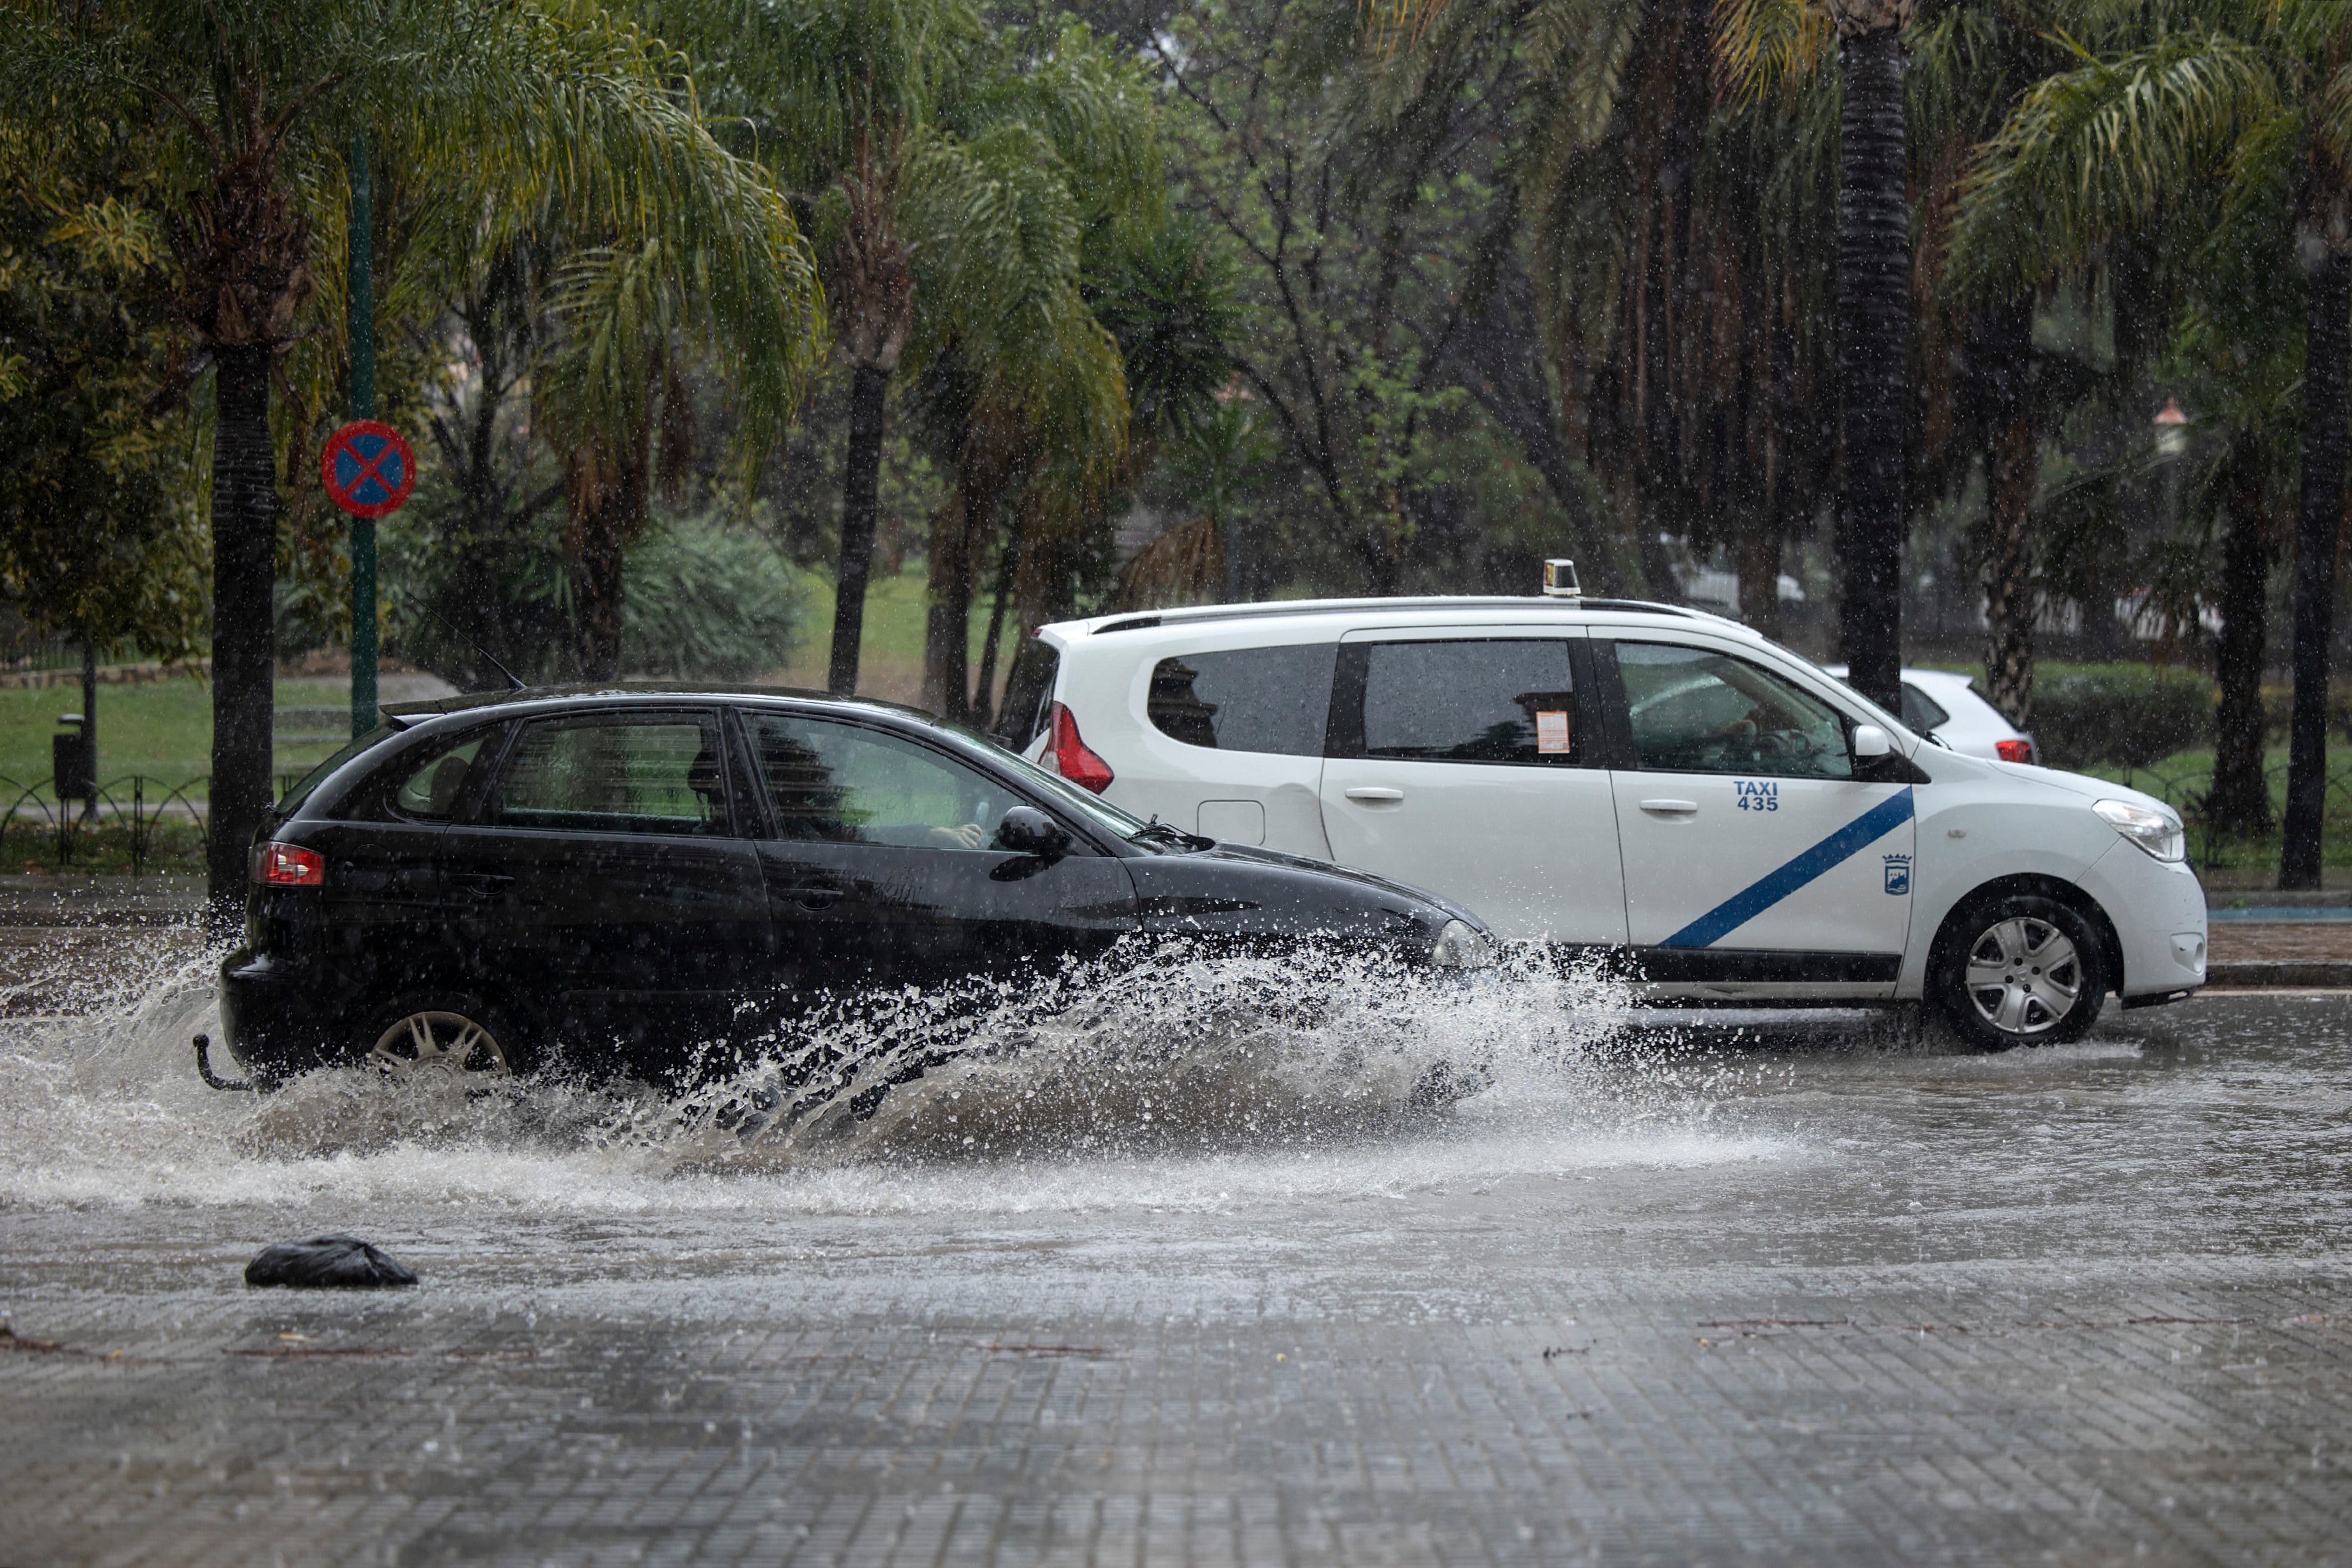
[2204,961,2352,988]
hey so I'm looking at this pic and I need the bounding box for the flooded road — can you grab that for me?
[2,939,2347,1563]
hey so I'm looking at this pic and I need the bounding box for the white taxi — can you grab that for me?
[1007,577,2207,1050]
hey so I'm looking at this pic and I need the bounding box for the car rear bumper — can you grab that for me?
[218,951,356,1081]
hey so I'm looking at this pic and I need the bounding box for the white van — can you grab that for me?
[1006,587,2206,1050]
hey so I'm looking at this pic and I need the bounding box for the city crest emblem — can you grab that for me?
[1883,854,1912,896]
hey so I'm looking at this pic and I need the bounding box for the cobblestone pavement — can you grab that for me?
[2,986,2349,1567]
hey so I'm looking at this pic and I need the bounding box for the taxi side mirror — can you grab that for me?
[994,805,1072,860]
[1851,724,1893,760]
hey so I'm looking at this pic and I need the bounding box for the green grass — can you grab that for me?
[0,676,358,796]
[775,561,1022,710]
[0,565,1010,805]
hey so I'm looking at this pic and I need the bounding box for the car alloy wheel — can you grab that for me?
[1964,916,2083,1038]
[369,1010,512,1080]
[1933,891,2105,1051]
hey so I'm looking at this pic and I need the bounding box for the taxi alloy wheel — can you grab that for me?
[368,1006,513,1081]
[1934,892,2105,1052]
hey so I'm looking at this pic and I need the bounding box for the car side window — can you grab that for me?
[388,732,493,822]
[1616,642,1853,779]
[749,715,1022,851]
[487,715,732,836]
[1148,644,1337,755]
[1336,639,1583,765]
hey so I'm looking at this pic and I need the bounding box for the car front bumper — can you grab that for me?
[2077,839,2207,999]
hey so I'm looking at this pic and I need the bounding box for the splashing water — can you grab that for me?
[0,932,1795,1218]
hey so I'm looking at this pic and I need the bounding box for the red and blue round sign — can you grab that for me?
[320,420,416,520]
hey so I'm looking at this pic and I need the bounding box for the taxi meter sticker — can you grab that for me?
[1535,710,1571,753]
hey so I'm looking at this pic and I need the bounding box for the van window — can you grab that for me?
[1343,639,1583,765]
[1147,645,1336,756]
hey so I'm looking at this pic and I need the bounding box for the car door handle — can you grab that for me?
[446,872,514,900]
[1639,799,1699,815]
[1343,787,1405,803]
[773,883,844,908]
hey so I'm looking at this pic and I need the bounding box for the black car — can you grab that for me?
[218,687,1493,1089]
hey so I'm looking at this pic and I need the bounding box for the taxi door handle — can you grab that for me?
[1343,787,1405,803]
[1639,799,1699,815]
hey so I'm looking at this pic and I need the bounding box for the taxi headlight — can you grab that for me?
[1432,919,1493,969]
[2094,799,2185,863]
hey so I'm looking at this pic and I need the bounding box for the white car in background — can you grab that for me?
[1824,665,2037,763]
[1005,586,2204,1050]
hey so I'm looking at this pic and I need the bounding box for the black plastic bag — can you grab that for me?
[244,1235,418,1289]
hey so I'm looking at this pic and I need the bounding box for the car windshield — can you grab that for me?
[947,724,1164,844]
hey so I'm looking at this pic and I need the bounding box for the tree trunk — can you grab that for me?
[1732,526,1784,643]
[972,514,1022,729]
[828,363,890,696]
[206,346,279,922]
[921,484,977,720]
[2280,248,2349,888]
[2210,443,2274,834]
[568,435,651,683]
[1833,25,1911,712]
[1980,298,2038,726]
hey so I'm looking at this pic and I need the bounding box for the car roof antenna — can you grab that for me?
[422,607,528,693]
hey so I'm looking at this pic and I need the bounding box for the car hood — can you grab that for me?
[1125,842,1488,934]
[1984,759,2177,817]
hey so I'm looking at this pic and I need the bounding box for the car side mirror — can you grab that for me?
[1851,724,1893,760]
[994,805,1073,860]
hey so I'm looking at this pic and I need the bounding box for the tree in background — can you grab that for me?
[0,117,205,668]
[1953,0,2352,885]
[3,0,823,915]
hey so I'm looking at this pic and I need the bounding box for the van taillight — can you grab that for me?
[1996,739,2035,764]
[254,842,325,887]
[1049,702,1115,793]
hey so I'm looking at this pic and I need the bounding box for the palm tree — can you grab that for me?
[1952,0,2352,887]
[663,0,988,695]
[3,0,823,917]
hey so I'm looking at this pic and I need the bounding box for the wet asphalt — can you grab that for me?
[0,955,2347,1565]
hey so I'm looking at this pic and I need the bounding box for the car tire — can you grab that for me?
[359,991,534,1080]
[1930,892,2106,1052]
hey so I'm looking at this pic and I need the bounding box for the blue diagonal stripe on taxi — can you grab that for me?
[1658,787,1916,949]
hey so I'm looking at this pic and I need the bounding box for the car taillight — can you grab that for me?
[254,842,325,887]
[1048,702,1115,793]
[1996,739,2035,764]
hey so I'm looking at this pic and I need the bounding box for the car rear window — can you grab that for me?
[1147,645,1336,755]
[1900,682,1950,733]
[1342,639,1582,765]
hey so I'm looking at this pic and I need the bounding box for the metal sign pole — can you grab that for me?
[348,131,378,741]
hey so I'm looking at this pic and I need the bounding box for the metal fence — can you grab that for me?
[0,776,210,876]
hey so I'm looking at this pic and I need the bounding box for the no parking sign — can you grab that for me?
[320,420,416,519]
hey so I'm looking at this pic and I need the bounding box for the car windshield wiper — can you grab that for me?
[1131,817,1214,852]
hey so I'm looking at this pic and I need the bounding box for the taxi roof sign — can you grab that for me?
[1540,558,1581,597]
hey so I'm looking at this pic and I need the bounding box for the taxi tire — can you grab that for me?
[1930,891,2106,1052]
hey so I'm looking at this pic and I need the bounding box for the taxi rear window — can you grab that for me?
[1147,645,1336,755]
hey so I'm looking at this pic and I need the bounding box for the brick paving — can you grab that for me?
[2,992,2348,1565]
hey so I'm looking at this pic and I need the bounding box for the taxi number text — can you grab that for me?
[1734,781,1779,811]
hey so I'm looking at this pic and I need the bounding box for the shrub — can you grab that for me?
[2258,684,2352,745]
[620,516,803,681]
[2032,663,2213,770]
